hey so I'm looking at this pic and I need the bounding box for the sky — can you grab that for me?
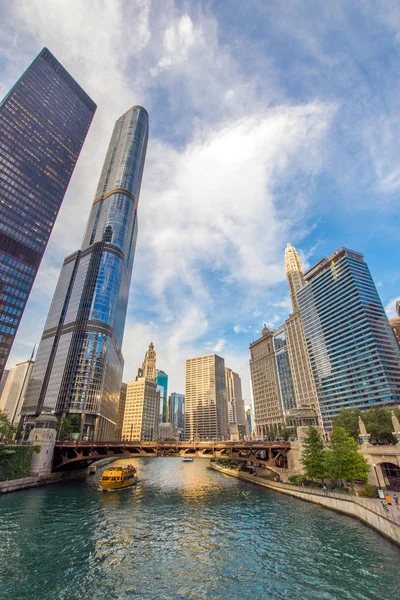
[1,0,400,403]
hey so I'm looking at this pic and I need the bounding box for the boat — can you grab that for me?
[99,464,138,491]
[182,456,194,462]
[88,465,97,475]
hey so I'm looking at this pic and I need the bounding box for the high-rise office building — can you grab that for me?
[0,359,34,426]
[156,369,169,422]
[115,382,127,441]
[139,342,156,380]
[225,367,246,440]
[22,106,149,440]
[389,302,400,351]
[250,325,286,437]
[0,48,96,378]
[245,407,252,437]
[122,378,158,441]
[284,244,319,411]
[298,247,400,430]
[185,354,229,441]
[169,392,185,433]
[122,344,159,441]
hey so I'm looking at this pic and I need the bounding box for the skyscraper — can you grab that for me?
[389,302,400,351]
[284,244,319,411]
[169,392,185,436]
[184,354,229,441]
[0,359,34,426]
[156,369,169,422]
[0,48,96,377]
[122,343,159,441]
[115,382,127,441]
[285,243,305,312]
[22,106,148,440]
[225,367,246,439]
[298,247,400,430]
[250,326,284,437]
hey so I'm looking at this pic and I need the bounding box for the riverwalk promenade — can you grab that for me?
[210,463,400,546]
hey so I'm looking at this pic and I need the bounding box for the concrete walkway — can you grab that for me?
[210,463,400,545]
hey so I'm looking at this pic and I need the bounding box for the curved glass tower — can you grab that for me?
[22,106,149,440]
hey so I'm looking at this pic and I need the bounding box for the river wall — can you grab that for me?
[210,463,400,546]
[0,471,86,494]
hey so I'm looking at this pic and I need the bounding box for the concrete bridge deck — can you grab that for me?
[53,440,291,471]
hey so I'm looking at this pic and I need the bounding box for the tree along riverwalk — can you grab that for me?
[210,463,400,546]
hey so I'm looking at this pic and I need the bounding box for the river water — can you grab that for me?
[0,458,399,600]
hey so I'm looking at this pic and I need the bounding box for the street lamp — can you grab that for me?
[373,463,382,489]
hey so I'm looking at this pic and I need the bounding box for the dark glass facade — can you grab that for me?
[298,248,400,430]
[22,107,148,440]
[156,370,168,422]
[169,392,185,431]
[0,48,96,377]
[273,329,297,412]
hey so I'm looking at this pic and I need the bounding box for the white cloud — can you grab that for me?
[152,14,201,75]
[385,297,400,319]
[3,1,336,402]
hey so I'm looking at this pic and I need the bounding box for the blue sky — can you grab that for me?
[1,0,399,402]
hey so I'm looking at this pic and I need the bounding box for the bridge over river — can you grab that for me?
[53,440,291,471]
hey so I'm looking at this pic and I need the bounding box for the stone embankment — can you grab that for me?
[0,471,86,494]
[210,463,400,546]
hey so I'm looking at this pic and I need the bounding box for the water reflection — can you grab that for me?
[0,457,399,600]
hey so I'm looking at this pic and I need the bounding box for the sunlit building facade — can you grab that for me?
[298,247,400,430]
[185,354,229,441]
[225,367,246,439]
[284,244,319,412]
[22,106,148,440]
[250,326,283,436]
[0,359,34,426]
[389,302,400,351]
[0,47,96,378]
[122,344,159,441]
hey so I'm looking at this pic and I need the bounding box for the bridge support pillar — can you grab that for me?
[28,413,57,477]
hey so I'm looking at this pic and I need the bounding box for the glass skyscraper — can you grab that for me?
[298,247,400,430]
[22,106,149,440]
[156,369,169,422]
[0,48,96,377]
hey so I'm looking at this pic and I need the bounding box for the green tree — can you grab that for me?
[324,426,369,486]
[281,426,296,441]
[301,426,326,481]
[69,414,82,433]
[0,410,11,439]
[363,406,395,444]
[57,417,73,441]
[333,408,361,440]
[393,406,400,422]
[271,424,278,441]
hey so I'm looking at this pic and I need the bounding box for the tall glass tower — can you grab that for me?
[22,106,149,440]
[298,247,400,430]
[0,48,96,378]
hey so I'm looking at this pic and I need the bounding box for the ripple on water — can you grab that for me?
[0,458,399,600]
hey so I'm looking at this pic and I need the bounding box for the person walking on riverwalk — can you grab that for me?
[381,500,389,513]
[385,494,392,506]
[394,494,399,510]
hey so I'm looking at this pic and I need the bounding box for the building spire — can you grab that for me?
[285,243,305,312]
[139,342,157,381]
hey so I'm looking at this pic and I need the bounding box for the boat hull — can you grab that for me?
[100,476,138,491]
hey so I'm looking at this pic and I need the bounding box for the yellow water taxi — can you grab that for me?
[99,464,137,491]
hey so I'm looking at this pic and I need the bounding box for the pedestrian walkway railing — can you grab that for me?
[212,464,400,526]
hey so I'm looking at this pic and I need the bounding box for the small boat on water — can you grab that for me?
[182,456,194,462]
[99,465,137,491]
[88,465,97,475]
